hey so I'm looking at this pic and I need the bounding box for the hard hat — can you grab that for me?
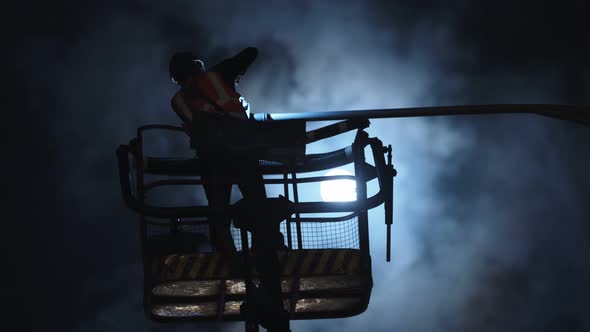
[169,52,205,84]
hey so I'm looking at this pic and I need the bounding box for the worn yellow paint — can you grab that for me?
[202,254,220,278]
[331,250,347,273]
[166,255,189,280]
[347,254,359,274]
[188,254,204,279]
[315,250,332,274]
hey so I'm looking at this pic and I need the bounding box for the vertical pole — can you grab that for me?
[135,131,152,316]
[241,229,259,332]
[385,145,393,262]
[139,214,150,317]
[283,172,292,249]
[354,132,370,261]
[291,172,303,250]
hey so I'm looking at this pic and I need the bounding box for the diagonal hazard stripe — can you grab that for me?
[331,250,348,274]
[188,254,205,279]
[314,250,332,274]
[202,253,220,279]
[165,255,178,264]
[347,253,359,274]
[166,255,190,280]
[299,250,318,275]
[153,250,367,281]
[282,252,299,275]
[161,255,179,280]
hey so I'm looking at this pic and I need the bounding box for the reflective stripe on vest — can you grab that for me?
[188,72,247,119]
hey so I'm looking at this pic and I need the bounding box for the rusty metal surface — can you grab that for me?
[299,275,363,292]
[295,297,361,313]
[149,274,370,321]
[152,303,218,318]
[151,296,364,320]
[152,280,220,297]
[152,275,365,298]
[223,301,242,316]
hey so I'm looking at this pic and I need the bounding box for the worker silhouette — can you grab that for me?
[169,47,290,331]
[169,47,263,256]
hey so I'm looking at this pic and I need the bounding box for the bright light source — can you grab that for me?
[320,169,356,202]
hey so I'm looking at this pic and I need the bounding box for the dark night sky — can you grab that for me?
[15,0,590,331]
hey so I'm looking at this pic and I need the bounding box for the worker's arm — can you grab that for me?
[212,47,258,83]
[171,91,193,123]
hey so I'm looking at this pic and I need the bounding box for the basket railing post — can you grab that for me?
[134,129,153,317]
[354,132,370,259]
[291,171,303,250]
[240,228,259,332]
[283,172,293,249]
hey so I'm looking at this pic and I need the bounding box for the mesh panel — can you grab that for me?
[285,217,360,249]
[230,216,359,250]
[144,215,361,252]
[145,218,213,254]
[145,219,210,238]
[230,225,252,250]
[178,223,210,235]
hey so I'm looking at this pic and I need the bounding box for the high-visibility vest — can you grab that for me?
[183,71,248,120]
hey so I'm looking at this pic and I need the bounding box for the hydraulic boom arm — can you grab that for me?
[253,104,590,126]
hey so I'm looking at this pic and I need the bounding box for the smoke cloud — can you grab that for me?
[21,0,589,331]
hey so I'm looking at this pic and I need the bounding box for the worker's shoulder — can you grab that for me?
[171,90,183,105]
